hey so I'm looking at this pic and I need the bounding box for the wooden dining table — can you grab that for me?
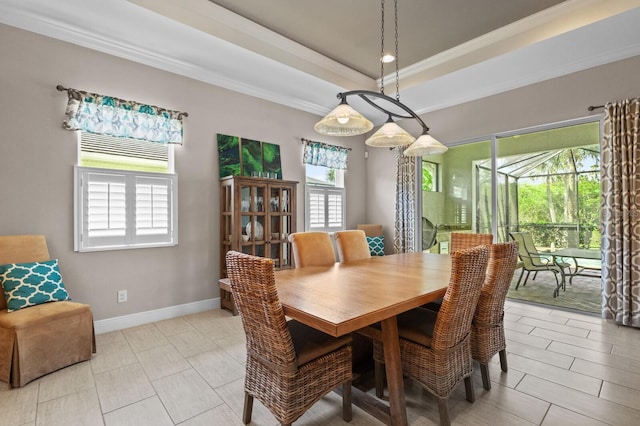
[274,252,452,426]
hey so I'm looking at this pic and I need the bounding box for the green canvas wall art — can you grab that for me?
[262,142,282,179]
[241,138,263,176]
[217,134,240,178]
[217,133,282,179]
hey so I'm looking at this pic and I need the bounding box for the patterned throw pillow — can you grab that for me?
[366,235,385,256]
[0,259,70,312]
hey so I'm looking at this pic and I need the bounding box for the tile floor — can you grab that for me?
[2,300,640,426]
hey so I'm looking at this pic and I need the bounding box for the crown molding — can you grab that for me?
[383,0,640,90]
[127,0,374,91]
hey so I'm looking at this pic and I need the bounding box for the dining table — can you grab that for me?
[274,252,452,426]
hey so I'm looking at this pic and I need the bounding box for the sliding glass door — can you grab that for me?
[419,118,601,251]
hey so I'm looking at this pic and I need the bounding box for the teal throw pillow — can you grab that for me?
[0,259,70,312]
[366,235,385,256]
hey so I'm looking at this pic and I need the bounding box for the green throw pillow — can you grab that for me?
[366,235,385,256]
[0,259,70,312]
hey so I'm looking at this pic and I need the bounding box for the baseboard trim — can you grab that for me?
[94,298,221,334]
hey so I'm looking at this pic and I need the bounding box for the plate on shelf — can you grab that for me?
[246,221,264,240]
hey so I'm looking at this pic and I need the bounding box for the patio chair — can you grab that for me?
[471,241,519,390]
[373,245,489,426]
[225,251,352,425]
[509,232,569,297]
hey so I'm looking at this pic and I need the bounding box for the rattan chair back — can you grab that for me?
[225,251,297,369]
[474,242,519,327]
[449,232,493,254]
[431,245,490,353]
[470,241,518,390]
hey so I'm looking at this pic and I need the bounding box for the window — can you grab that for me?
[75,133,177,251]
[305,164,345,232]
[421,160,439,192]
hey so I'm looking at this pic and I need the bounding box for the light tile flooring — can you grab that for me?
[2,300,640,426]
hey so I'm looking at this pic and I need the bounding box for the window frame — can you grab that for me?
[304,185,346,233]
[74,166,178,252]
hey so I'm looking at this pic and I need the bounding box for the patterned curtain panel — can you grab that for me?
[601,97,640,327]
[302,139,349,170]
[394,149,416,253]
[62,88,185,144]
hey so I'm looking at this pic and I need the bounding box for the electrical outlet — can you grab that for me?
[117,290,127,303]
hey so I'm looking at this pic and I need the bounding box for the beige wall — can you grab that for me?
[367,54,640,251]
[0,24,367,320]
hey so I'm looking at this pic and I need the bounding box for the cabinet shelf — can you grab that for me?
[219,175,298,315]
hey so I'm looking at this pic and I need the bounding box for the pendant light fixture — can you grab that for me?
[314,0,447,156]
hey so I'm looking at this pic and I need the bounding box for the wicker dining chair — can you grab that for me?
[334,230,371,262]
[288,231,336,267]
[373,245,489,426]
[225,251,352,425]
[423,232,492,312]
[471,241,519,390]
[449,232,493,254]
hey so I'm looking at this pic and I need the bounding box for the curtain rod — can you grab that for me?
[587,104,604,111]
[56,85,189,118]
[300,137,352,150]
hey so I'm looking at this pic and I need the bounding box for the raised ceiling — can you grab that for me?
[1,0,640,122]
[207,0,566,79]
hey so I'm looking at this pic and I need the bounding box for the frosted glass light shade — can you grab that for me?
[314,103,373,136]
[403,133,448,156]
[365,121,415,147]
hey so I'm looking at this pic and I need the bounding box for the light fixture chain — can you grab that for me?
[380,0,385,94]
[394,0,400,101]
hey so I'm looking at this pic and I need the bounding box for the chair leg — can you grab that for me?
[480,364,491,390]
[532,271,538,281]
[522,271,531,287]
[499,349,508,372]
[242,392,253,424]
[342,381,352,422]
[515,268,525,290]
[374,360,386,398]
[464,376,476,403]
[437,398,451,426]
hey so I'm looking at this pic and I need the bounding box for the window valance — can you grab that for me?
[59,85,187,145]
[301,138,350,170]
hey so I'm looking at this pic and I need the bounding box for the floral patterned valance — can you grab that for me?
[61,87,187,145]
[302,138,350,170]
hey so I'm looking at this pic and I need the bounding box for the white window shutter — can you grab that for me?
[76,166,177,251]
[305,185,345,232]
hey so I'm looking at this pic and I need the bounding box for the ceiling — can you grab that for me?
[2,0,640,124]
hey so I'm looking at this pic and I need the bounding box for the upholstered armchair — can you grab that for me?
[356,224,385,256]
[0,235,95,387]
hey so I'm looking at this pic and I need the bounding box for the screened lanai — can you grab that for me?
[475,144,601,250]
[421,120,602,252]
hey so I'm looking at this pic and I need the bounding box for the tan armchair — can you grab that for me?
[0,235,95,387]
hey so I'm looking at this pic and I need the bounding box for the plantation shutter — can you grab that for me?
[305,186,345,232]
[76,167,176,250]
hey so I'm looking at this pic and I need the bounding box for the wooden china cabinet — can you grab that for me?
[219,175,298,314]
